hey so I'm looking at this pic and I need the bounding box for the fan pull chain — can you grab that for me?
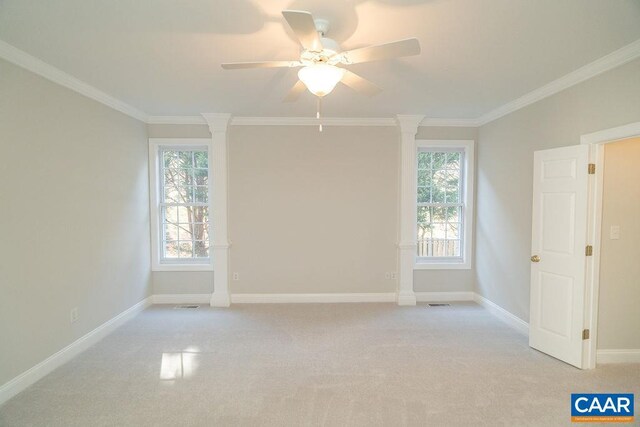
[316,96,323,132]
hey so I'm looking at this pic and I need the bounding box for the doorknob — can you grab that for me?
[531,255,540,263]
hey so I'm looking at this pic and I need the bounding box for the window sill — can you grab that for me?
[414,262,471,270]
[152,263,213,272]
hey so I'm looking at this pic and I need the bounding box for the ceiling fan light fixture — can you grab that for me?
[298,64,345,97]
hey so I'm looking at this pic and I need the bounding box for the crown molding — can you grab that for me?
[0,40,149,123]
[476,38,640,126]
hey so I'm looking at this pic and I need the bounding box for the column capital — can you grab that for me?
[201,113,232,134]
[396,114,425,136]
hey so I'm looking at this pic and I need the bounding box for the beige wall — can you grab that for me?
[476,58,640,322]
[147,123,210,139]
[152,271,213,294]
[228,125,398,294]
[598,138,640,350]
[0,59,151,385]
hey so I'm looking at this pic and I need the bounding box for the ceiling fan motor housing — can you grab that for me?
[300,37,341,65]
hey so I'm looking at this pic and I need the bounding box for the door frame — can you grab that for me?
[580,121,640,369]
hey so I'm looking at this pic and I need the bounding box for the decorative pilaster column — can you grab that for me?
[396,115,424,306]
[202,113,232,307]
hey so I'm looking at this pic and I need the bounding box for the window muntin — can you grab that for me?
[417,148,465,261]
[159,148,210,262]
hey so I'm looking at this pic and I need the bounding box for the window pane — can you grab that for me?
[194,151,208,168]
[431,170,447,203]
[164,241,179,258]
[168,186,194,203]
[446,206,460,222]
[432,207,446,222]
[194,241,209,258]
[177,151,193,168]
[417,152,431,169]
[417,222,431,238]
[195,186,208,203]
[177,206,191,223]
[430,222,446,239]
[417,169,430,187]
[163,223,178,242]
[195,206,209,223]
[451,240,461,256]
[417,186,430,203]
[446,152,460,169]
[180,168,195,186]
[191,222,208,241]
[193,167,208,185]
[163,151,180,168]
[163,169,176,185]
[178,241,193,258]
[444,171,460,203]
[163,179,194,203]
[417,206,431,223]
[433,152,446,169]
[163,185,182,203]
[164,206,178,224]
[446,223,460,239]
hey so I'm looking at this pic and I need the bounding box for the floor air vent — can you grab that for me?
[174,305,200,309]
[428,303,451,307]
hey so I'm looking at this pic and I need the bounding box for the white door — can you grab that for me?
[529,144,590,368]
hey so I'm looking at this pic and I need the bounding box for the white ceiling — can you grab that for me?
[1,0,639,119]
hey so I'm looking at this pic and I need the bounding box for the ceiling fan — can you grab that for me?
[221,10,421,128]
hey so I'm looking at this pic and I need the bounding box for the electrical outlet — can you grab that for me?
[233,272,239,281]
[70,308,79,324]
[390,272,397,280]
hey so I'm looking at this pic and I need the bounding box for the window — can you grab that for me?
[415,140,474,269]
[149,139,213,271]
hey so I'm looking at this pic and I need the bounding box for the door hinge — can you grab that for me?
[585,245,593,256]
[588,163,596,174]
[582,329,590,340]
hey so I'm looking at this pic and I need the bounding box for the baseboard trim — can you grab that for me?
[597,349,640,364]
[231,293,397,304]
[152,294,212,304]
[0,296,152,406]
[416,291,474,302]
[473,294,529,335]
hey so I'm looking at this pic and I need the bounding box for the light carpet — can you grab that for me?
[0,302,638,426]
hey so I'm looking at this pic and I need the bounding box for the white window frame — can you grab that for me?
[149,138,214,271]
[414,140,474,270]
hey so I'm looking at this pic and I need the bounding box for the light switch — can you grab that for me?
[610,225,620,240]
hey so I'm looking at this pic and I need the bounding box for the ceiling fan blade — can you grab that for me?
[221,61,301,70]
[338,38,421,65]
[283,80,307,102]
[340,70,382,96]
[282,10,323,52]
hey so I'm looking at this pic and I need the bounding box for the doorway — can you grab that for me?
[582,122,640,368]
[594,137,640,363]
